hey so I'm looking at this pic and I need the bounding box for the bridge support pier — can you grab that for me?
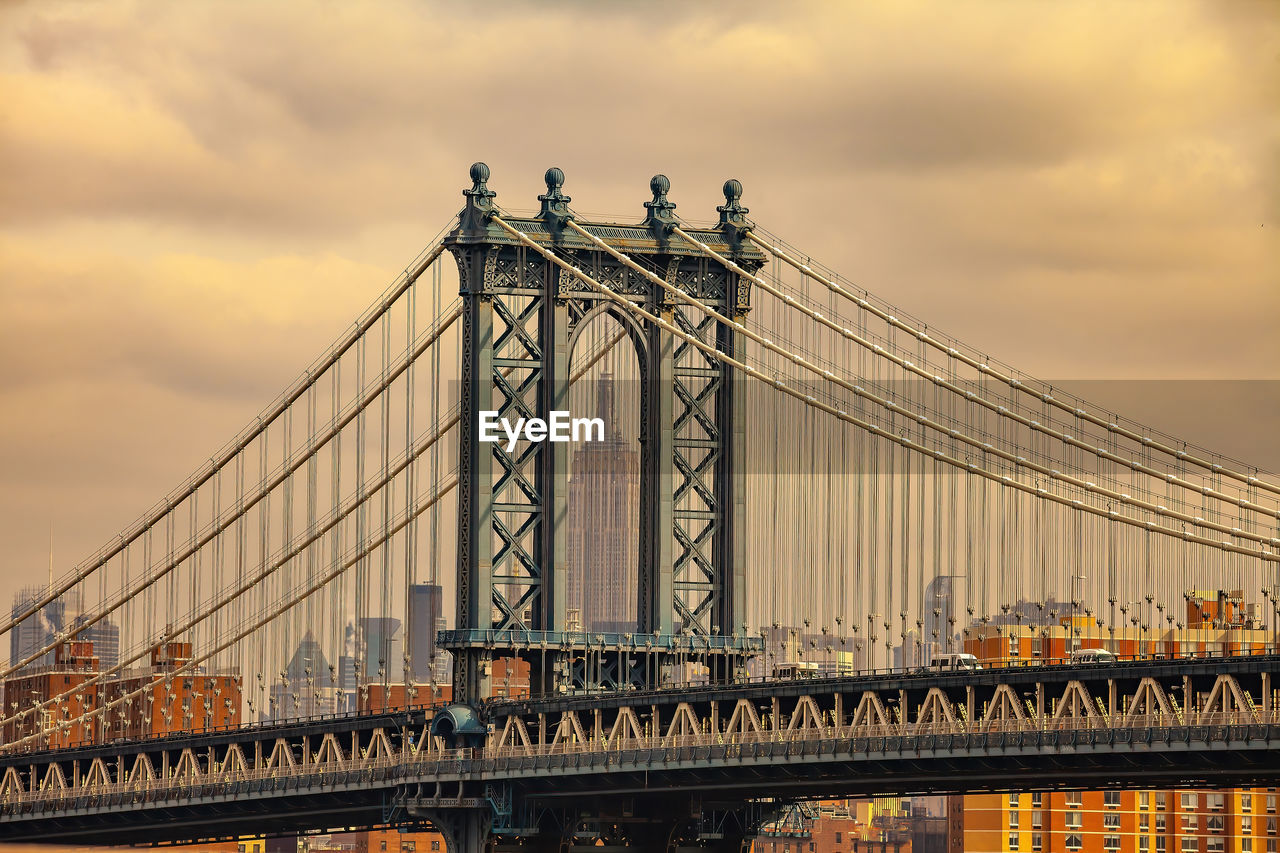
[417,810,492,853]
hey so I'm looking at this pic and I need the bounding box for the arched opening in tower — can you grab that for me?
[566,311,641,636]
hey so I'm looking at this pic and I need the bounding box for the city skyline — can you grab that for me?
[0,3,1277,850]
[1,2,1277,612]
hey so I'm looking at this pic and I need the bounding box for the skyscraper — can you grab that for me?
[566,373,640,634]
[922,574,960,659]
[269,631,337,720]
[407,583,444,683]
[8,587,120,673]
[358,617,403,684]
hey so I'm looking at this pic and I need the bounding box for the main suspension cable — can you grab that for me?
[2,474,459,753]
[737,243,1276,523]
[748,232,1280,499]
[559,218,1276,550]
[493,214,1277,563]
[0,303,463,681]
[0,236,454,641]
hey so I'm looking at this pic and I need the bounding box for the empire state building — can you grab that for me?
[566,372,640,634]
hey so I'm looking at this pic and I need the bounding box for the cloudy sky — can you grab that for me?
[1,0,1277,607]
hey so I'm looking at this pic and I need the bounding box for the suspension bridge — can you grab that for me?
[1,164,1277,852]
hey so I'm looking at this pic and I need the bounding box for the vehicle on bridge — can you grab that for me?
[773,661,822,679]
[1070,647,1118,665]
[922,652,982,672]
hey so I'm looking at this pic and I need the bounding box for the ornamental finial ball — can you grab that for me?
[723,179,743,203]
[650,174,671,197]
[469,162,490,185]
[545,167,565,193]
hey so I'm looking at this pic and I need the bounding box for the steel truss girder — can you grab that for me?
[4,659,1279,845]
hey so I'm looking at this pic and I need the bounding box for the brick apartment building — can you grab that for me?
[957,589,1277,853]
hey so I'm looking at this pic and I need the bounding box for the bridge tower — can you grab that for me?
[440,164,765,703]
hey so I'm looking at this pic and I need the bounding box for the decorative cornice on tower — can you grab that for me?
[717,178,754,252]
[458,161,498,237]
[642,174,678,246]
[538,167,574,237]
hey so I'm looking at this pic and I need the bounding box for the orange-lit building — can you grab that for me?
[2,637,242,748]
[959,591,1278,853]
[959,787,1280,853]
[963,590,1272,667]
[102,640,242,740]
[1,639,101,749]
[340,828,442,853]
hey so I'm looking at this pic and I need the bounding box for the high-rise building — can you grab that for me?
[269,631,338,720]
[358,617,404,684]
[566,373,640,634]
[922,574,960,654]
[73,615,120,671]
[407,584,446,683]
[9,586,121,673]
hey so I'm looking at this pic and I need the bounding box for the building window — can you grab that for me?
[1243,841,1252,853]
[1157,837,1167,853]
[1207,815,1224,832]
[1105,813,1121,830]
[1105,836,1121,851]
[1207,840,1224,853]
[1268,797,1277,814]
[1032,793,1043,808]
[1183,816,1199,832]
[1067,791,1083,808]
[1245,817,1254,834]
[1269,841,1278,853]
[1066,835,1083,851]
[1106,791,1122,808]
[1010,833,1020,850]
[1157,815,1167,832]
[431,843,440,852]
[1033,811,1043,829]
[1245,795,1254,812]
[1141,815,1150,832]
[1141,791,1151,810]
[835,833,842,844]
[380,844,387,853]
[1010,812,1020,829]
[1268,817,1277,835]
[1032,833,1042,852]
[1010,794,1021,809]
[1140,838,1150,853]
[1158,793,1168,811]
[1183,793,1198,811]
[1209,794,1225,811]
[1066,812,1083,830]
[1181,839,1199,853]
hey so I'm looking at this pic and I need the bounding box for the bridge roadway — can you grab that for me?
[1,656,1277,848]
